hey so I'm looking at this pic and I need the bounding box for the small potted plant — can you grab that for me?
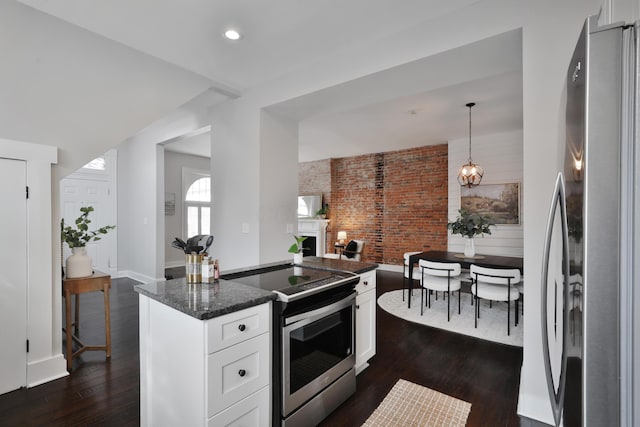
[447,208,495,257]
[288,235,308,264]
[315,204,329,219]
[61,206,115,278]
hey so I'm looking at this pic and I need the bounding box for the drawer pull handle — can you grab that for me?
[238,324,246,332]
[356,305,360,309]
[238,369,247,377]
[363,281,368,286]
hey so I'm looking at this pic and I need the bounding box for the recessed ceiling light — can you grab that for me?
[223,29,241,41]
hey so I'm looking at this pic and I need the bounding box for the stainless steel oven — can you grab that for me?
[279,287,356,427]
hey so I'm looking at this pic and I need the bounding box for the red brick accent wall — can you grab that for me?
[301,144,447,265]
[382,145,448,264]
[330,153,382,261]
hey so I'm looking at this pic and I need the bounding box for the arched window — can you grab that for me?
[185,177,210,237]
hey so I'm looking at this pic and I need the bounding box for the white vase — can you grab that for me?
[66,247,93,278]
[464,237,475,258]
[293,252,303,264]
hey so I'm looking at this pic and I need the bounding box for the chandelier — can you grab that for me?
[457,102,484,187]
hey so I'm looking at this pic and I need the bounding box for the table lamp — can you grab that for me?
[337,231,347,244]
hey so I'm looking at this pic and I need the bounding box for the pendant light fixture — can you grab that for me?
[457,102,484,187]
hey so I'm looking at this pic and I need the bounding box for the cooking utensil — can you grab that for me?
[174,237,187,249]
[203,235,214,253]
[186,245,203,254]
[186,235,205,249]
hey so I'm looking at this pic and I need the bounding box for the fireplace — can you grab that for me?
[298,219,329,257]
[302,236,317,256]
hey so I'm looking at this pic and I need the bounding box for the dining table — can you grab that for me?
[406,250,524,309]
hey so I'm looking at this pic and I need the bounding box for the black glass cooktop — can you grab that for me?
[225,264,355,299]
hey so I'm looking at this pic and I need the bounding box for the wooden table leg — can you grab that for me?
[63,272,112,371]
[103,285,111,358]
[65,289,73,372]
[74,294,80,335]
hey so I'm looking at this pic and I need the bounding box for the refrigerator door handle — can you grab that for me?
[540,172,571,427]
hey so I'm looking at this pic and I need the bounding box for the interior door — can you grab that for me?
[0,158,27,394]
[60,151,116,274]
[61,179,112,272]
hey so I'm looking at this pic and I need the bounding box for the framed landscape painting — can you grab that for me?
[461,182,520,224]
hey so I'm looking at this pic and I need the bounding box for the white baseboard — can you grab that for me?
[27,353,68,387]
[165,260,185,269]
[117,270,159,284]
[376,263,403,273]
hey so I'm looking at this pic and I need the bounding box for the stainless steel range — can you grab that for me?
[223,263,360,427]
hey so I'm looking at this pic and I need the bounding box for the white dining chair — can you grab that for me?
[419,260,462,321]
[470,264,520,335]
[403,251,421,302]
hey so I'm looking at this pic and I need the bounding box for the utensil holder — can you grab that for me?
[186,253,203,283]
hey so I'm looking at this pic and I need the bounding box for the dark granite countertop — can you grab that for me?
[221,257,378,277]
[299,256,378,274]
[135,257,377,320]
[134,278,276,320]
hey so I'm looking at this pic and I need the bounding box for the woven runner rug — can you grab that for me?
[361,379,471,427]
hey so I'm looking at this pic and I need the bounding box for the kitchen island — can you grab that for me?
[135,257,377,427]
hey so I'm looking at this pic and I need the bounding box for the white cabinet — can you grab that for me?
[355,270,376,374]
[207,333,270,417]
[208,386,270,427]
[139,298,271,427]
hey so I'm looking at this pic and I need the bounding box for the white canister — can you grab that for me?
[202,256,215,284]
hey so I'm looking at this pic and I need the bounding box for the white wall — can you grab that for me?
[209,100,262,270]
[116,107,212,281]
[209,96,299,272]
[448,130,524,257]
[164,152,211,267]
[259,110,299,264]
[116,137,161,282]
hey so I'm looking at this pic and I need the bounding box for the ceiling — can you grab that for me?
[18,0,523,162]
[163,132,211,158]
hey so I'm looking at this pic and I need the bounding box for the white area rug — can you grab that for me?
[362,379,471,427]
[377,290,523,347]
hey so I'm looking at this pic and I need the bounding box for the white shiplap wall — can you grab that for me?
[448,130,523,257]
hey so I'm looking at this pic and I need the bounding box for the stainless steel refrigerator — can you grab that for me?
[541,15,638,427]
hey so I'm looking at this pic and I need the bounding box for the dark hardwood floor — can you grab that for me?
[0,270,522,426]
[0,277,141,427]
[321,270,523,426]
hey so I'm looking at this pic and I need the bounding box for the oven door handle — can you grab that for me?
[284,292,356,327]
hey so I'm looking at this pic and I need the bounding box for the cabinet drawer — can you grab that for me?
[208,333,270,417]
[355,271,376,294]
[207,303,270,353]
[207,386,270,427]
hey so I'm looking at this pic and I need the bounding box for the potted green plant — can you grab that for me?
[447,208,495,257]
[315,204,329,219]
[61,206,115,278]
[288,235,308,264]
